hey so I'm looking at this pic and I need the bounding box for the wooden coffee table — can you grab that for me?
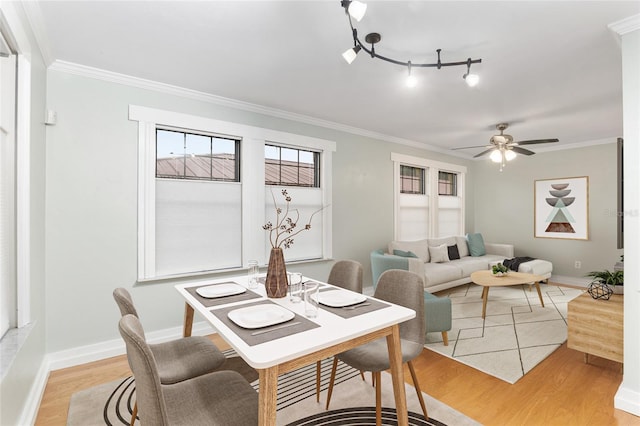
[470,270,545,319]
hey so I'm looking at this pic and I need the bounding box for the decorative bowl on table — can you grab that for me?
[491,264,509,277]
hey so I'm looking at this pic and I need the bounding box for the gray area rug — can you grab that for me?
[425,283,583,383]
[67,350,478,425]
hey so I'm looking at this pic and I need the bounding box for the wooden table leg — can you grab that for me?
[258,367,278,426]
[481,287,489,319]
[183,302,194,337]
[386,324,408,426]
[534,282,545,307]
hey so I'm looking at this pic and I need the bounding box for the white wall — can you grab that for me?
[471,143,622,279]
[44,68,472,353]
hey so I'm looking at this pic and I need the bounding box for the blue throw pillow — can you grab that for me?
[466,233,486,257]
[393,249,418,258]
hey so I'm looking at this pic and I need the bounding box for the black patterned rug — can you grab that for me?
[67,350,478,426]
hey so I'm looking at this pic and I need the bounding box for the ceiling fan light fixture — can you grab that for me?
[504,150,517,161]
[490,149,503,163]
[342,45,361,64]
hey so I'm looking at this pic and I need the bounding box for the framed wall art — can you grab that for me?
[534,176,589,240]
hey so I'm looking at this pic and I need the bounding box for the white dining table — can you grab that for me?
[175,274,416,426]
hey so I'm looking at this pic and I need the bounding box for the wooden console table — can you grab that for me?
[567,292,623,364]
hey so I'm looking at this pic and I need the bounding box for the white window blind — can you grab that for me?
[155,180,241,276]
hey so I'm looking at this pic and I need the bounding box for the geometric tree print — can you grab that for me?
[544,183,576,233]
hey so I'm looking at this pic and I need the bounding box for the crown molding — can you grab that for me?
[609,14,640,35]
[48,60,453,155]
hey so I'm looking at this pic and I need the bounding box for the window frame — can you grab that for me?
[264,143,320,187]
[130,105,335,281]
[391,153,466,239]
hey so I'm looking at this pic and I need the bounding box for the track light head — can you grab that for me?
[342,45,361,64]
[341,0,367,22]
[463,59,479,87]
[406,61,417,88]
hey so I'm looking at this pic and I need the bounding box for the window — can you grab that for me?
[156,128,240,181]
[392,153,466,239]
[400,165,425,194]
[131,105,335,280]
[264,144,319,187]
[438,171,457,196]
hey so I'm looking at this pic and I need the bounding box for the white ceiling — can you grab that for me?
[31,1,639,157]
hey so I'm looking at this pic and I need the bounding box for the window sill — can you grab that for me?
[0,322,35,382]
[137,257,333,284]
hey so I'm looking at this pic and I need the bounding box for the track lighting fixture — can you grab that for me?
[340,1,482,87]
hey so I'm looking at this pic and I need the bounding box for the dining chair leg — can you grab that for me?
[371,371,375,386]
[360,370,366,381]
[325,357,339,410]
[442,331,449,346]
[130,401,138,426]
[407,360,428,420]
[316,360,322,402]
[374,371,382,426]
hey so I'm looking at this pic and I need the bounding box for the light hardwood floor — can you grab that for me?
[35,295,640,426]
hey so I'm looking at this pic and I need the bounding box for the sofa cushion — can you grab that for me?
[389,239,430,263]
[466,233,486,256]
[429,244,449,263]
[393,249,418,258]
[447,244,460,260]
[422,263,463,286]
[455,236,470,257]
[427,236,457,248]
[452,257,492,276]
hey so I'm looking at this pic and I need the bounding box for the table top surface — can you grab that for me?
[470,269,545,287]
[175,274,415,369]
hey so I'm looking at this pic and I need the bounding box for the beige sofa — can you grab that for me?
[375,235,514,293]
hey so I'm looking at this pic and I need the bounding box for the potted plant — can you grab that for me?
[586,269,623,300]
[491,263,508,277]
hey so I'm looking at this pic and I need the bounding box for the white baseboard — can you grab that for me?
[22,320,217,425]
[549,274,590,287]
[615,383,640,416]
[18,356,50,426]
[47,320,216,371]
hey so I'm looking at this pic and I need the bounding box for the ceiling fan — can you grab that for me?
[453,123,559,170]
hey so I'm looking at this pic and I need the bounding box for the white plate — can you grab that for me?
[227,304,295,329]
[312,290,367,307]
[196,283,246,299]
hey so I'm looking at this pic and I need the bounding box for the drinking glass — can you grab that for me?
[288,272,302,303]
[247,260,259,289]
[303,281,320,318]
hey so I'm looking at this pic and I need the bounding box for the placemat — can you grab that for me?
[211,300,320,346]
[185,282,263,308]
[316,291,391,319]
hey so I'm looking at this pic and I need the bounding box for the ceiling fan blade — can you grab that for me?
[451,144,492,150]
[473,148,495,158]
[514,138,559,146]
[511,146,536,156]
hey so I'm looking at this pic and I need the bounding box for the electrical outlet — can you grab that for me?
[574,260,582,269]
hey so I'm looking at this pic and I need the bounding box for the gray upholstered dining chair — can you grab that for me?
[113,288,227,425]
[324,269,428,424]
[315,260,364,401]
[118,314,259,426]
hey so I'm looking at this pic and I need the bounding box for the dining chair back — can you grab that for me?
[119,314,259,426]
[316,260,365,401]
[327,260,363,293]
[112,287,227,426]
[325,269,428,424]
[113,287,139,317]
